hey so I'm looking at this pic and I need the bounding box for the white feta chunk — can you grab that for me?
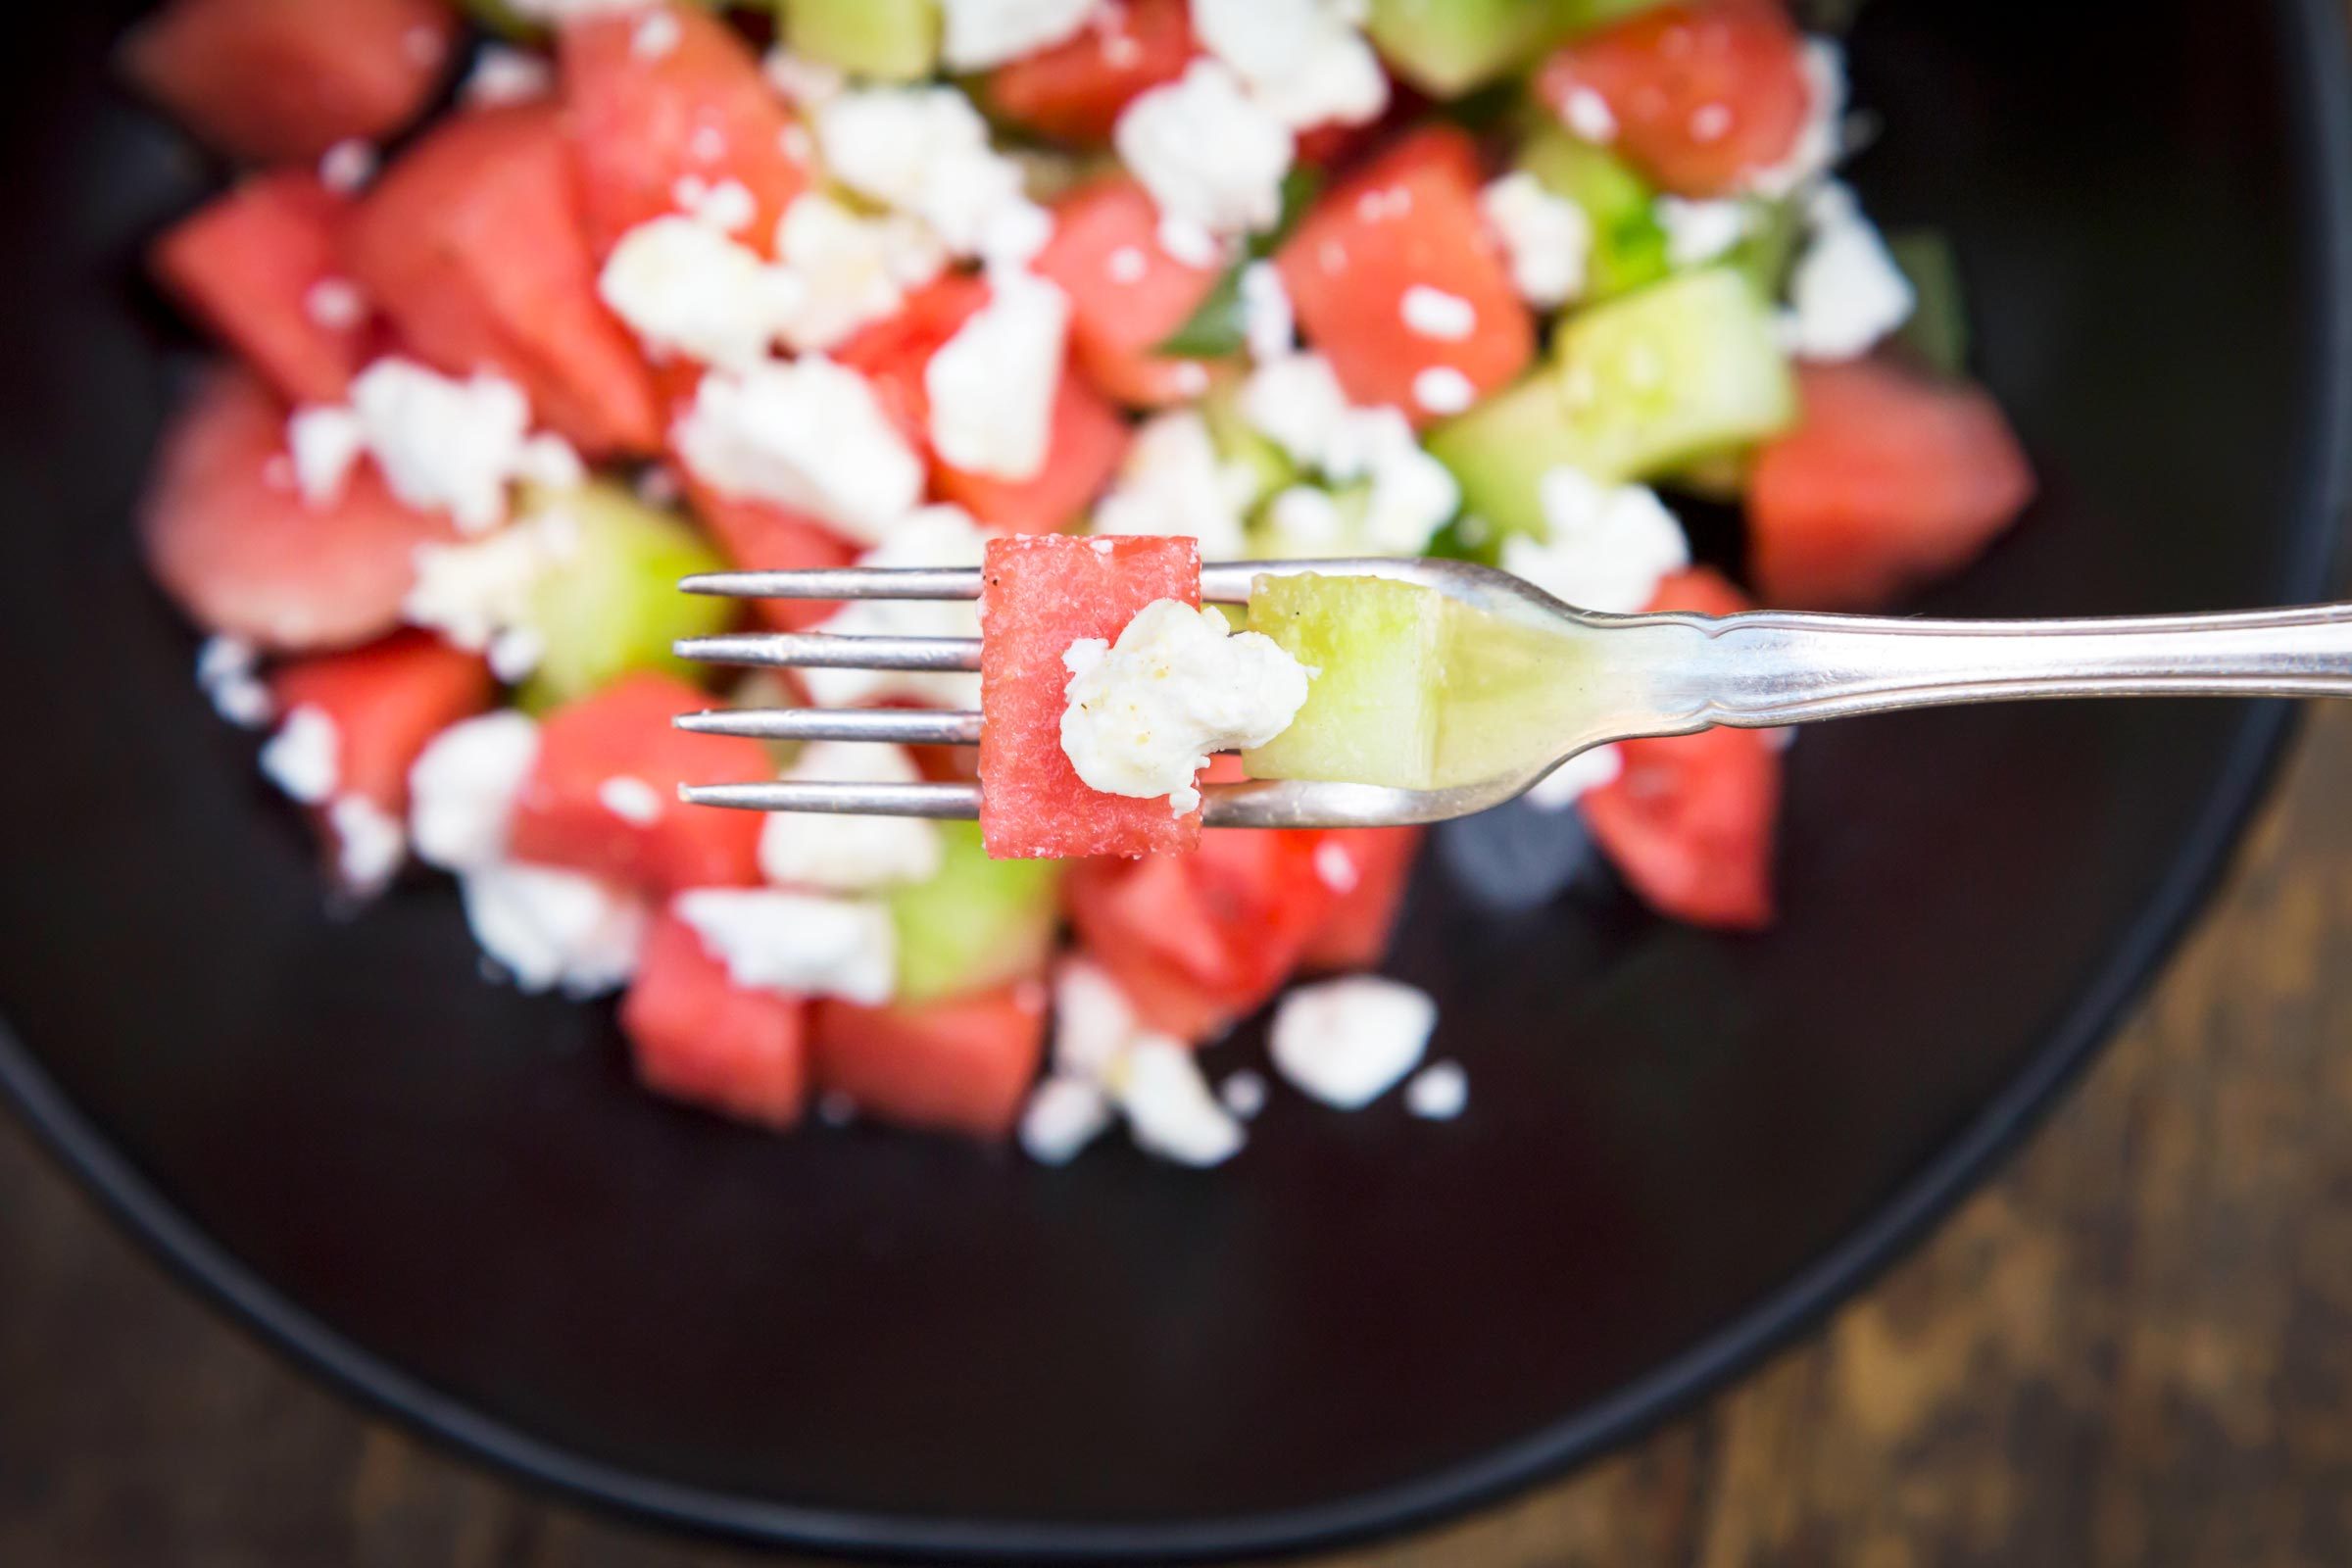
[1218,1068,1268,1120]
[1656,195,1752,269]
[286,406,367,509]
[1400,284,1477,342]
[1089,410,1250,561]
[327,795,407,895]
[1237,260,1296,362]
[1522,743,1624,810]
[817,87,1032,257]
[1313,837,1360,892]
[1411,366,1477,416]
[1479,172,1591,310]
[318,139,376,195]
[925,271,1070,481]
[1118,1038,1246,1166]
[1778,179,1915,363]
[1239,351,1352,467]
[598,216,802,368]
[804,505,989,710]
[462,862,647,998]
[1018,1076,1114,1165]
[196,636,274,729]
[1503,469,1690,614]
[1052,957,1140,1081]
[774,192,947,353]
[630,6,681,58]
[758,741,944,892]
[673,356,925,545]
[347,359,537,534]
[598,775,663,826]
[260,706,339,805]
[1325,406,1459,555]
[1194,0,1388,130]
[302,277,367,332]
[671,173,760,235]
[1060,600,1314,814]
[939,0,1097,71]
[1268,975,1437,1109]
[672,888,897,1005]
[1114,60,1296,238]
[1263,484,1347,550]
[401,504,580,661]
[1403,1059,1468,1120]
[463,43,554,107]
[408,710,541,872]
[761,47,844,107]
[1560,85,1617,144]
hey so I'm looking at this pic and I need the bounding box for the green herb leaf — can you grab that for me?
[1887,228,1970,378]
[1150,168,1326,359]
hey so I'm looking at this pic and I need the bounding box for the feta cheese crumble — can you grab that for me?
[758,742,944,892]
[630,7,681,58]
[816,87,1038,258]
[671,173,759,235]
[463,862,647,998]
[1024,959,1245,1168]
[260,706,339,805]
[1114,61,1296,238]
[1560,85,1617,144]
[1501,469,1690,614]
[939,0,1098,71]
[1403,1059,1468,1120]
[804,505,989,710]
[1480,173,1590,310]
[401,503,580,666]
[672,356,925,545]
[409,710,541,872]
[1522,742,1624,810]
[1238,260,1297,362]
[1192,0,1390,130]
[1779,180,1915,363]
[1400,285,1477,341]
[1239,354,1461,554]
[598,216,803,368]
[761,47,844,108]
[1018,1075,1114,1165]
[318,138,376,194]
[924,271,1071,480]
[328,796,407,895]
[301,277,367,332]
[672,888,897,1004]
[1218,1068,1269,1120]
[773,193,946,353]
[598,775,663,826]
[463,44,554,107]
[286,405,367,508]
[196,636,273,729]
[1268,976,1437,1109]
[331,359,538,533]
[1089,410,1251,561]
[1411,365,1476,416]
[1059,600,1315,814]
[1122,1039,1248,1165]
[1656,196,1752,269]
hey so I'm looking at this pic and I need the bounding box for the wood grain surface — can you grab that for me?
[10,703,2352,1568]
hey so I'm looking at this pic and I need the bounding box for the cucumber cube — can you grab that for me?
[517,482,734,710]
[783,0,940,82]
[889,820,1064,1004]
[1515,127,1670,303]
[1427,372,1576,540]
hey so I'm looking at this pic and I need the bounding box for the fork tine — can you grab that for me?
[680,567,984,600]
[679,780,983,817]
[674,632,981,670]
[676,708,983,745]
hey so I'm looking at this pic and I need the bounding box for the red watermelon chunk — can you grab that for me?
[1066,828,1343,1040]
[270,631,495,816]
[139,368,457,651]
[1275,126,1533,425]
[509,673,773,894]
[1747,357,2037,612]
[557,1,810,260]
[982,0,1196,144]
[622,910,810,1129]
[1581,568,1781,930]
[1031,176,1229,408]
[151,172,368,407]
[1298,825,1424,971]
[977,533,1202,859]
[811,985,1049,1140]
[680,471,858,633]
[342,105,662,457]
[835,272,993,451]
[932,375,1132,535]
[121,0,458,163]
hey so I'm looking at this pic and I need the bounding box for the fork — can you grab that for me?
[667,558,2352,829]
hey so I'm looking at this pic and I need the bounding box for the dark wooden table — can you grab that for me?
[11,704,2352,1568]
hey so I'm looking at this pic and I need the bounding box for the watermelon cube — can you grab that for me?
[982,0,1194,144]
[151,172,368,407]
[1030,176,1230,408]
[509,673,773,894]
[622,911,810,1129]
[681,471,859,633]
[1298,826,1424,971]
[1275,126,1534,426]
[811,985,1049,1140]
[342,106,662,457]
[270,631,495,816]
[139,368,457,651]
[121,0,458,163]
[977,533,1202,859]
[558,2,810,260]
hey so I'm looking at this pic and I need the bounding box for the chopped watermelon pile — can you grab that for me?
[129,0,2031,1167]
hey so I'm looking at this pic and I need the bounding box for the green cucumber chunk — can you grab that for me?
[1515,127,1671,303]
[1365,0,1573,96]
[1431,267,1796,538]
[1245,572,1597,790]
[781,0,940,81]
[516,482,733,710]
[889,820,1064,1004]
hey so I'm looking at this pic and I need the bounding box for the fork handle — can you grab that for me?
[1646,602,2352,729]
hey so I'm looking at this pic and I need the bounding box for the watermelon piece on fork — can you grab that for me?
[977,533,1201,860]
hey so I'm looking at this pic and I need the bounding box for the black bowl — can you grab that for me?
[3,0,2349,1559]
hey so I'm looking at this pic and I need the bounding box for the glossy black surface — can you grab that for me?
[1,1,2347,1558]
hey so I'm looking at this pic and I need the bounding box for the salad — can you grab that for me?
[126,0,2034,1169]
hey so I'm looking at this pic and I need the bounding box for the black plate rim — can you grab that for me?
[6,1,2352,1558]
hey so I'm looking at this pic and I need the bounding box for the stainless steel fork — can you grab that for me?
[669,557,2352,828]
